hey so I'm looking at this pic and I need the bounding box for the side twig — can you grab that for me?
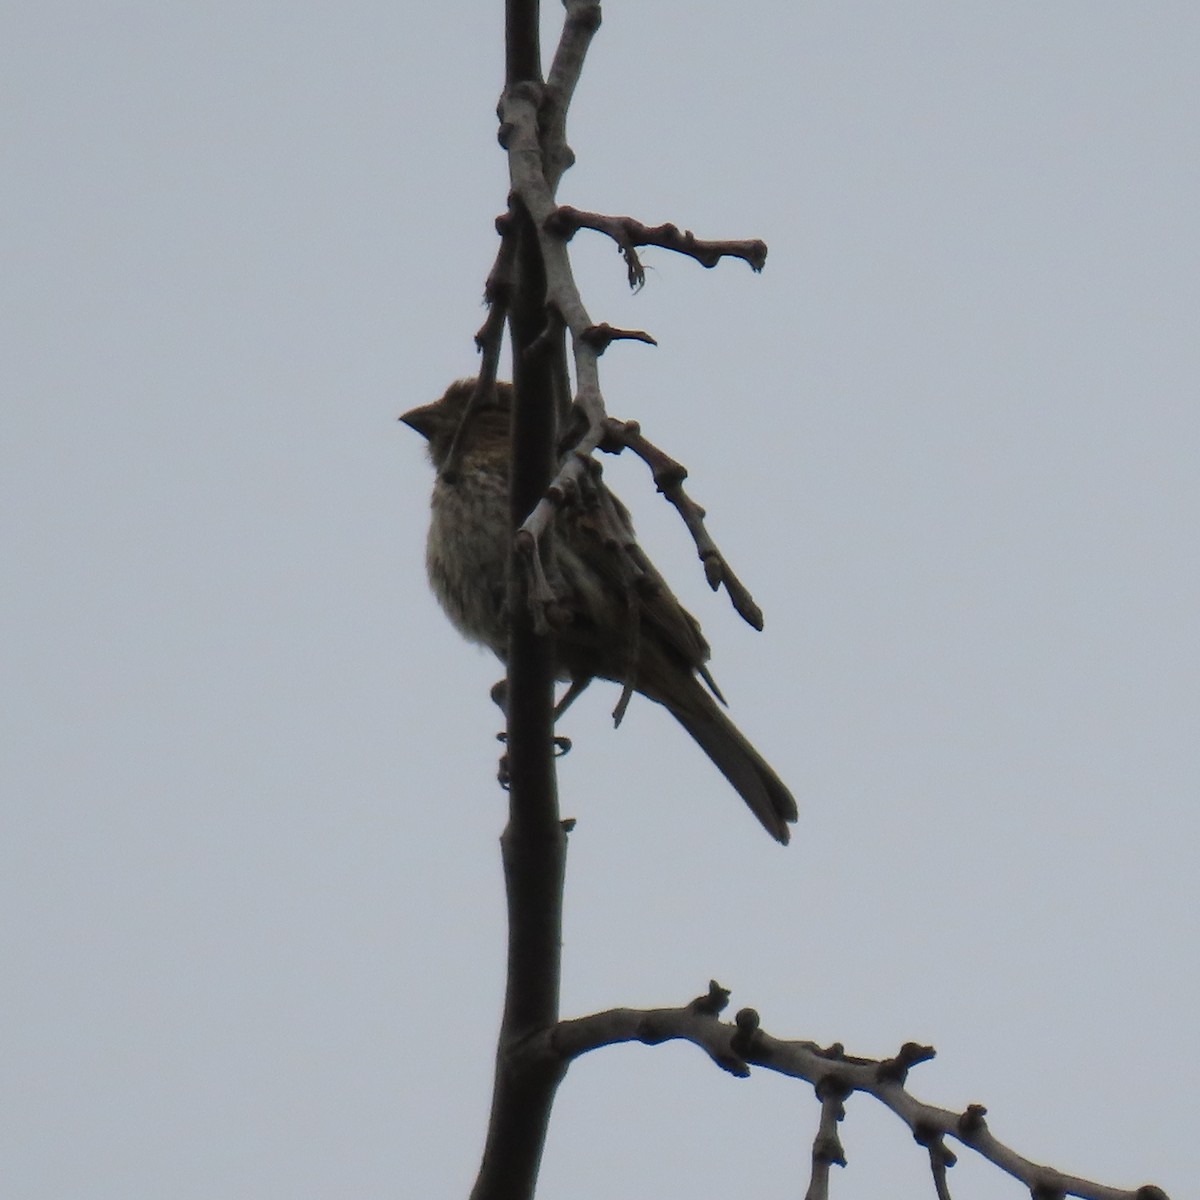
[439,223,517,483]
[546,205,769,289]
[543,0,603,190]
[603,418,764,629]
[805,1078,848,1200]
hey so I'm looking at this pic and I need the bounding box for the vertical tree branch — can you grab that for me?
[505,0,541,86]
[470,6,567,1198]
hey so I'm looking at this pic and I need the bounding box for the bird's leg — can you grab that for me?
[553,675,591,720]
[545,675,594,755]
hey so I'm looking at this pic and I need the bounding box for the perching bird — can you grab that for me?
[401,379,797,843]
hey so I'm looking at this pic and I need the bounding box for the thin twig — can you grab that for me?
[440,228,516,482]
[606,418,765,629]
[543,1,602,190]
[929,1141,955,1200]
[805,1079,848,1200]
[580,322,658,352]
[547,205,768,275]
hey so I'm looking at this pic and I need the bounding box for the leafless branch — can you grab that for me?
[500,82,608,441]
[468,7,567,1200]
[514,985,1172,1200]
[580,322,658,351]
[437,215,516,483]
[501,61,774,644]
[552,982,750,1077]
[741,1017,1168,1200]
[542,0,602,189]
[602,418,765,629]
[547,205,769,283]
[805,1078,848,1200]
[453,7,1173,1200]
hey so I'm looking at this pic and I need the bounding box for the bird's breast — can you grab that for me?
[425,473,511,658]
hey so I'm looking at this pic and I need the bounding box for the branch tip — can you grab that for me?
[547,205,768,274]
[878,1041,937,1083]
[581,322,658,352]
[689,980,731,1016]
[567,1,603,34]
[957,1104,988,1138]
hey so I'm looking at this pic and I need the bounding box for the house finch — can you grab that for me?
[401,379,797,844]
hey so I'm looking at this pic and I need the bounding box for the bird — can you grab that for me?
[401,378,797,844]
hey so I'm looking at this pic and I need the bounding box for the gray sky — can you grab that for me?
[4,4,1197,1198]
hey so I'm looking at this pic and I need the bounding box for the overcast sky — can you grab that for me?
[4,4,1198,1198]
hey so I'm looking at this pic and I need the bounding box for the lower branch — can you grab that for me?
[542,983,1172,1200]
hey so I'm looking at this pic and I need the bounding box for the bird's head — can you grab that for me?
[400,379,513,470]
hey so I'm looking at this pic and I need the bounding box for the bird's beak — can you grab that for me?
[399,402,438,440]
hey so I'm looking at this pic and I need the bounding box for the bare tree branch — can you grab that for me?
[804,1078,848,1200]
[547,205,769,283]
[505,0,542,87]
[543,0,602,189]
[603,418,765,628]
[449,7,1172,1200]
[742,1010,1168,1200]
[519,986,1172,1200]
[551,981,750,1076]
[468,6,568,1200]
[499,82,608,441]
[580,322,658,351]
[437,217,515,484]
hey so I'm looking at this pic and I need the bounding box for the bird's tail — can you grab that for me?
[663,678,798,844]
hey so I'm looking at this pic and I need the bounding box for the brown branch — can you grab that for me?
[547,205,768,276]
[580,322,658,352]
[915,1119,958,1200]
[805,1077,848,1200]
[542,0,602,190]
[513,527,570,637]
[513,410,766,638]
[530,985,1172,1200]
[468,7,565,1200]
[604,418,765,630]
[500,82,608,442]
[551,981,750,1077]
[501,64,773,644]
[505,0,542,87]
[741,1024,1168,1200]
[469,228,568,1200]
[439,225,516,483]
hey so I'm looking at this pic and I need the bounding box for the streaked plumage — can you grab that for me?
[402,379,797,844]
